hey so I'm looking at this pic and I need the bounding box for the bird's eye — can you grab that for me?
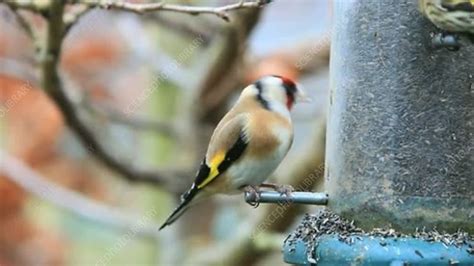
[281,78,297,98]
[285,90,295,109]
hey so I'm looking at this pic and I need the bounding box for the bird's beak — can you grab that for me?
[296,85,312,103]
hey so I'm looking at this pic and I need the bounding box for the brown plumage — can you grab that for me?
[159,75,307,230]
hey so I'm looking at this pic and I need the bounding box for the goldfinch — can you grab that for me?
[419,0,474,49]
[159,75,308,230]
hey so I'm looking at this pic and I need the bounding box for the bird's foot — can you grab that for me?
[243,185,261,208]
[431,32,461,51]
[261,182,294,197]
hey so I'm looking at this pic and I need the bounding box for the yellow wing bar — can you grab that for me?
[197,152,225,189]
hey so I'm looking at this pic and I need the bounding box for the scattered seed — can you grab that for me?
[284,210,473,263]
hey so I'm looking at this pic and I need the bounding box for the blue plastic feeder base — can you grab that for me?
[283,235,474,266]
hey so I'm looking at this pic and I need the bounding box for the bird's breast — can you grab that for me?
[227,123,293,190]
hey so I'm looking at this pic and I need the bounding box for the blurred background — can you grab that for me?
[0,0,331,265]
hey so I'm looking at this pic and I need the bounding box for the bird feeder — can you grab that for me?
[284,0,474,264]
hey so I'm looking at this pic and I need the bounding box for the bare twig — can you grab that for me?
[144,13,213,46]
[4,4,35,40]
[39,0,174,186]
[82,0,269,21]
[4,0,269,22]
[197,8,262,124]
[2,0,49,14]
[0,150,159,238]
[63,4,93,35]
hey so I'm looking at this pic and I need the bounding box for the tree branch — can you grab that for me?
[63,4,93,35]
[2,0,49,14]
[82,0,269,22]
[0,151,160,238]
[39,0,175,186]
[197,8,262,124]
[4,4,35,40]
[144,13,214,46]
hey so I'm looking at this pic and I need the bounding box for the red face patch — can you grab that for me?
[279,76,297,110]
[281,76,296,89]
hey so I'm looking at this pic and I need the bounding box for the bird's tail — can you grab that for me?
[159,185,199,230]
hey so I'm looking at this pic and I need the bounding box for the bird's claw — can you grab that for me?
[244,185,261,208]
[275,184,294,197]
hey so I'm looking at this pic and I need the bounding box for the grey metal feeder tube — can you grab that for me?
[326,0,473,233]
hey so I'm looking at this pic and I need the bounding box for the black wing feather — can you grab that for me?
[159,132,248,230]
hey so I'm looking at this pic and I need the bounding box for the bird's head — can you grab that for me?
[242,75,310,111]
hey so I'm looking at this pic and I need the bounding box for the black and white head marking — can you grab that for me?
[255,80,271,110]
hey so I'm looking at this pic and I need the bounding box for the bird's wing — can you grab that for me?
[195,114,249,189]
[159,115,248,230]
